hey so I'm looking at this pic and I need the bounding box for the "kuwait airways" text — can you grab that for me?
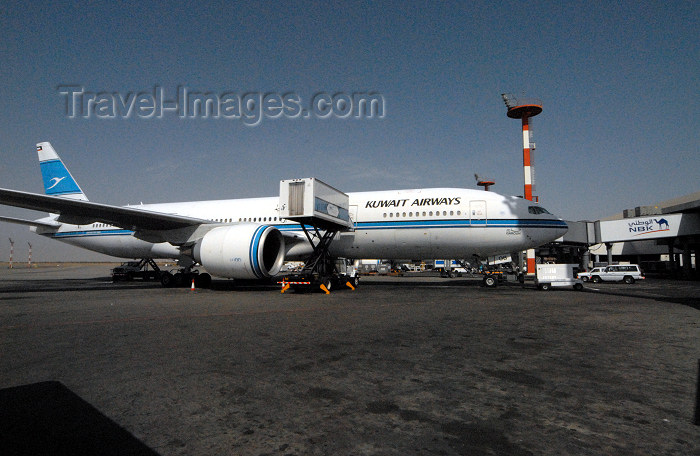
[365,197,461,209]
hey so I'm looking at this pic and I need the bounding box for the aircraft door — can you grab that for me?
[470,200,487,225]
[349,205,358,229]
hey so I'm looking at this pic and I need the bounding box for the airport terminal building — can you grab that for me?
[551,191,700,278]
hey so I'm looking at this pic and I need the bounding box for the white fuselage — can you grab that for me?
[37,188,567,261]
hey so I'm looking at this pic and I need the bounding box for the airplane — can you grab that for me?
[0,142,568,289]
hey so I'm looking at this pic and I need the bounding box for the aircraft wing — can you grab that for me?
[0,188,208,230]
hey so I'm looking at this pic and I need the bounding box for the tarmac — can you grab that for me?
[0,264,698,456]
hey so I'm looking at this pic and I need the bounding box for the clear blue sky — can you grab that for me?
[1,0,698,261]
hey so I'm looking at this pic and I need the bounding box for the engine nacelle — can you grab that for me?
[192,224,285,279]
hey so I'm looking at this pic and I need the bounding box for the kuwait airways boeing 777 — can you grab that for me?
[0,142,567,286]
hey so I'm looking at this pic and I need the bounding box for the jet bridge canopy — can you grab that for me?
[279,178,353,231]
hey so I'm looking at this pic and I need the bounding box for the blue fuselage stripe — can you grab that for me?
[275,218,567,231]
[49,218,566,239]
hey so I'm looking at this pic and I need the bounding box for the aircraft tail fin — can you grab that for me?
[37,142,88,201]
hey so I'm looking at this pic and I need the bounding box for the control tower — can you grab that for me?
[502,94,543,275]
[501,94,542,201]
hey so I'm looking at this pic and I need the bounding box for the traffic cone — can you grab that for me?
[191,278,196,291]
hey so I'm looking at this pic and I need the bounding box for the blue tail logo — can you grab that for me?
[47,177,67,190]
[40,159,82,196]
[37,142,88,201]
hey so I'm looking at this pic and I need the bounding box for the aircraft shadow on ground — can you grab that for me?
[0,277,159,294]
[357,278,478,287]
[584,286,700,311]
[0,277,503,293]
[0,381,160,456]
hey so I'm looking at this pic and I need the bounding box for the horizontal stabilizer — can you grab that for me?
[0,215,61,228]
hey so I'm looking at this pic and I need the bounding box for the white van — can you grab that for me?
[587,265,645,284]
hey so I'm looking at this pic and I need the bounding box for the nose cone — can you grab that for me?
[509,197,569,249]
[529,217,568,246]
[553,218,568,240]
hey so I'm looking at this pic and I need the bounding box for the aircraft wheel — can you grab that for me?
[196,273,212,288]
[174,272,187,287]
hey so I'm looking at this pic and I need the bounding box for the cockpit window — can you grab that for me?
[528,206,551,215]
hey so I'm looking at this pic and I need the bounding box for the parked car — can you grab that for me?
[577,267,604,282]
[580,265,645,284]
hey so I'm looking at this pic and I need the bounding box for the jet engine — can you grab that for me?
[192,224,285,279]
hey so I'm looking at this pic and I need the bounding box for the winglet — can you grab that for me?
[37,142,88,201]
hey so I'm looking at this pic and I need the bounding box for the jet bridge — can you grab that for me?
[278,178,356,293]
[279,178,353,231]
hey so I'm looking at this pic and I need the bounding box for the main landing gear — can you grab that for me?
[160,266,212,288]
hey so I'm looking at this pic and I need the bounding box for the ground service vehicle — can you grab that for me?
[536,264,584,291]
[111,259,161,281]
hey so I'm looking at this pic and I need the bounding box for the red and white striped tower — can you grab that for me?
[502,94,543,275]
[521,116,534,201]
